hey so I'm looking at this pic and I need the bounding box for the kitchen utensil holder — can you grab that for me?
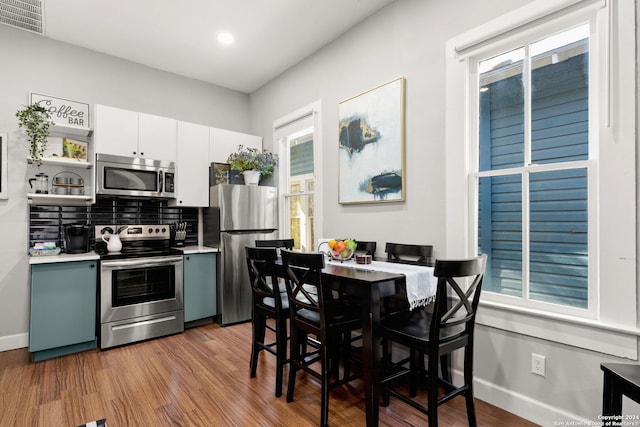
[170,221,187,246]
[51,171,85,195]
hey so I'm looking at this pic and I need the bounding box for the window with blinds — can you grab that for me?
[274,104,320,252]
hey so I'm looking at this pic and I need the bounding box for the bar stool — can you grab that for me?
[246,246,290,397]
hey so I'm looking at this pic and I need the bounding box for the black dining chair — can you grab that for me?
[379,254,487,427]
[382,243,434,316]
[328,239,371,374]
[255,238,295,250]
[355,240,377,256]
[280,249,362,427]
[385,242,433,266]
[245,246,290,397]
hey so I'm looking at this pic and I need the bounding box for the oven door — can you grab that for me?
[100,255,183,324]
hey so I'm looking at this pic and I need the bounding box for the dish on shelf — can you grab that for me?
[29,247,61,257]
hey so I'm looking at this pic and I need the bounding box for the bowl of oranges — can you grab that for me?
[321,239,357,261]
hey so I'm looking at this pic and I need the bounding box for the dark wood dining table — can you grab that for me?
[277,257,435,426]
[318,262,408,427]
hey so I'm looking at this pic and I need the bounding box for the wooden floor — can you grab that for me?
[0,322,539,426]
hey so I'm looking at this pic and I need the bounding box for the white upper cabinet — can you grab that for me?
[209,127,262,164]
[94,104,177,163]
[94,105,138,157]
[138,113,177,162]
[169,121,210,207]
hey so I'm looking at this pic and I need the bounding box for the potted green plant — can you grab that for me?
[16,104,53,166]
[227,145,278,185]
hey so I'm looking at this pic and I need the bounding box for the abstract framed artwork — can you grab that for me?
[338,77,405,204]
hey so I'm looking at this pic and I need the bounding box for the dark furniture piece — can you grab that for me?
[382,243,434,316]
[275,258,421,426]
[385,242,433,266]
[246,246,289,397]
[356,240,377,256]
[280,250,363,427]
[255,238,295,250]
[601,363,640,419]
[379,255,487,427]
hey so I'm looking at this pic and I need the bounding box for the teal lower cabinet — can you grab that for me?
[29,260,98,362]
[183,253,217,324]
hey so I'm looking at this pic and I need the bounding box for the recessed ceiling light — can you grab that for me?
[217,32,235,45]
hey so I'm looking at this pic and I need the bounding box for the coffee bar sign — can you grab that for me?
[29,93,89,128]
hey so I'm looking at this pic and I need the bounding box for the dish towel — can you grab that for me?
[327,260,437,309]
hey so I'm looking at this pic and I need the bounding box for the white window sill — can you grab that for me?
[477,300,639,359]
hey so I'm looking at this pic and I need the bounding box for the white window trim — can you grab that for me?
[0,133,7,199]
[273,101,323,243]
[445,0,637,358]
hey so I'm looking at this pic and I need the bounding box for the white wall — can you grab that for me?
[249,0,640,424]
[251,0,535,259]
[0,24,252,348]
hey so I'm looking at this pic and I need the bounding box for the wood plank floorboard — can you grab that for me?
[0,322,540,426]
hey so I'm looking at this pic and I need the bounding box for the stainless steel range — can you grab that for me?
[95,224,184,349]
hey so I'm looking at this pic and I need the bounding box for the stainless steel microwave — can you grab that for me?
[96,153,175,198]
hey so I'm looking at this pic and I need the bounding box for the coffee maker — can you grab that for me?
[64,224,91,254]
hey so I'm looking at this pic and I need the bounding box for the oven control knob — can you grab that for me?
[161,227,166,233]
[148,228,153,233]
[155,228,160,233]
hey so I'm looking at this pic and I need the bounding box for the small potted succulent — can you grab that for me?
[227,145,278,185]
[16,104,53,166]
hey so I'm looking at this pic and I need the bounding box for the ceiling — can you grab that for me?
[32,0,395,93]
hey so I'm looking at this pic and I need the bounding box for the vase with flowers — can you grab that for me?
[227,145,278,185]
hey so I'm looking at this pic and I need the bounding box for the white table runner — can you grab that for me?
[327,260,437,309]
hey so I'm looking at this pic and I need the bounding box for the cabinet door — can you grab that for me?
[209,127,262,164]
[29,261,97,352]
[170,121,210,207]
[236,132,263,153]
[139,113,177,162]
[183,253,217,322]
[94,104,139,156]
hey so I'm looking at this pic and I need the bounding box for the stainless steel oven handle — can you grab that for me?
[101,255,183,269]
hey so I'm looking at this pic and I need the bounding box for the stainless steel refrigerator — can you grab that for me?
[204,184,278,325]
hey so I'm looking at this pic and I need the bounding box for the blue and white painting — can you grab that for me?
[338,77,405,204]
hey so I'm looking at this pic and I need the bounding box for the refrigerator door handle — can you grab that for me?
[225,229,277,235]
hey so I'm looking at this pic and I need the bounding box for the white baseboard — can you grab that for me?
[0,333,28,352]
[464,371,591,426]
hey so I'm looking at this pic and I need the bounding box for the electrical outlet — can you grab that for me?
[531,353,546,377]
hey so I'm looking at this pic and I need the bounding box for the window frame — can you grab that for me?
[282,128,315,251]
[469,21,597,318]
[0,133,7,199]
[273,101,323,248]
[445,0,637,358]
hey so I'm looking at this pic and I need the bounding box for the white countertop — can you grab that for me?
[178,245,219,254]
[29,251,100,264]
[28,246,219,264]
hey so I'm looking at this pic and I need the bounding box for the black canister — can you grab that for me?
[63,224,90,254]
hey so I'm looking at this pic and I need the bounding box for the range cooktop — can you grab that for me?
[94,224,183,259]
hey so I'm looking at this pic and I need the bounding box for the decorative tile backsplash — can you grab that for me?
[29,197,198,250]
